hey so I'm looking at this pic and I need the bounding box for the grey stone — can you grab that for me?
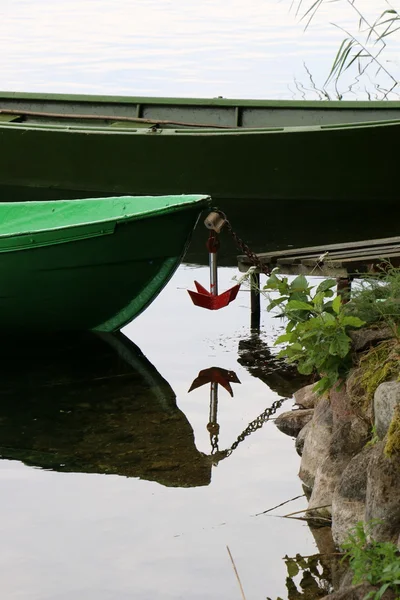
[299,397,333,489]
[307,418,369,519]
[332,446,373,548]
[330,383,362,429]
[374,381,400,439]
[275,408,314,438]
[349,325,393,352]
[365,441,400,543]
[295,420,312,456]
[294,383,319,409]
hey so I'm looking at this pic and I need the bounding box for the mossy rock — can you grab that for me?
[385,404,400,458]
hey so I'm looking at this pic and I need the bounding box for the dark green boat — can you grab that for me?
[0,91,399,202]
[0,194,210,331]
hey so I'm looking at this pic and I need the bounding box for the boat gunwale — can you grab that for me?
[2,117,400,136]
[0,195,211,243]
[2,90,400,110]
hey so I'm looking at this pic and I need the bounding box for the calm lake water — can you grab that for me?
[1,1,400,598]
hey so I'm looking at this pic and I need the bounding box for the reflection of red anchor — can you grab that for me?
[189,366,240,459]
[188,367,241,397]
[188,215,240,310]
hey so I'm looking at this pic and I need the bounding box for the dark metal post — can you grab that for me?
[250,271,261,331]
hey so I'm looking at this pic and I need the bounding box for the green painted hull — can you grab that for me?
[0,91,399,202]
[0,117,398,202]
[0,194,210,332]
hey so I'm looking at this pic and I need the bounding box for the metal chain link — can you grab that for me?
[215,209,272,276]
[225,397,286,456]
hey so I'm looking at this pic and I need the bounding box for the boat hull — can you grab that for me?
[0,205,204,332]
[0,119,398,201]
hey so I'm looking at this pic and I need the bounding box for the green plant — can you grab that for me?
[344,265,400,331]
[342,520,400,599]
[289,0,400,97]
[264,272,364,394]
[365,424,380,448]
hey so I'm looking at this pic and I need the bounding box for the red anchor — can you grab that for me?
[188,212,240,310]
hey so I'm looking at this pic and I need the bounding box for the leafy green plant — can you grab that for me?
[264,271,364,394]
[342,520,400,599]
[344,265,400,332]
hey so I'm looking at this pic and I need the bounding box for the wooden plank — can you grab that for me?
[275,245,400,265]
[270,242,400,263]
[238,235,400,265]
[237,235,400,277]
[300,250,400,266]
[0,114,21,122]
[0,108,232,129]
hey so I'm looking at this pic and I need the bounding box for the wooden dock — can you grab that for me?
[237,234,400,330]
[237,234,400,277]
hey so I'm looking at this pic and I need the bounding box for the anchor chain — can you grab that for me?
[214,209,272,276]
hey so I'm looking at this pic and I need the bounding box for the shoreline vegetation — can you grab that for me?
[289,0,400,100]
[263,265,400,599]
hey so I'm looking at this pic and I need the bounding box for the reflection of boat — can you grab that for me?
[0,332,211,487]
[0,91,399,202]
[0,194,210,331]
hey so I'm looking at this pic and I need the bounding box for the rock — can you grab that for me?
[346,367,373,423]
[294,383,319,409]
[295,420,312,456]
[332,446,373,548]
[275,408,314,437]
[365,440,400,543]
[299,397,333,489]
[307,418,369,519]
[374,381,400,439]
[349,326,393,352]
[321,583,397,599]
[307,453,347,519]
[330,382,362,428]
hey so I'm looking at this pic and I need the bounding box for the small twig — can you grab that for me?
[282,504,331,518]
[253,494,305,517]
[280,515,332,523]
[226,546,247,600]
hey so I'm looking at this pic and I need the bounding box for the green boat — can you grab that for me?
[0,194,210,332]
[0,91,399,202]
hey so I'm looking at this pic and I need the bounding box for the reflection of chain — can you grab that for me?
[210,433,219,454]
[225,397,286,456]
